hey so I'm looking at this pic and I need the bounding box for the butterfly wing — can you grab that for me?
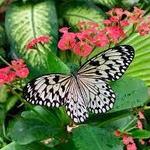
[78,77,115,113]
[65,77,88,123]
[78,45,134,81]
[23,74,71,107]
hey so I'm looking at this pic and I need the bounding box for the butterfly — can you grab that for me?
[23,45,134,123]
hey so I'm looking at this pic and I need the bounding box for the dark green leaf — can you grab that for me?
[21,106,68,127]
[111,77,148,112]
[0,25,5,47]
[131,129,150,139]
[72,125,123,150]
[8,118,63,145]
[0,141,52,150]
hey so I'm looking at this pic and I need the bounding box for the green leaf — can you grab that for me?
[21,106,67,127]
[93,0,139,8]
[0,141,51,150]
[72,125,123,150]
[111,77,148,112]
[0,85,8,103]
[121,32,150,86]
[5,0,70,76]
[93,0,118,8]
[131,129,150,139]
[0,25,5,47]
[8,118,63,145]
[61,1,106,29]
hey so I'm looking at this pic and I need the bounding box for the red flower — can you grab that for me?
[73,41,93,57]
[0,59,29,86]
[58,32,76,50]
[139,139,145,145]
[77,21,99,31]
[114,130,121,137]
[59,27,70,33]
[106,26,125,43]
[11,59,26,70]
[125,7,144,24]
[126,143,137,150]
[103,19,112,25]
[16,68,29,78]
[137,120,143,129]
[26,35,51,49]
[137,22,150,36]
[122,135,134,145]
[92,30,109,47]
[138,111,145,119]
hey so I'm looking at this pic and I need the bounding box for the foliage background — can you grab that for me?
[0,0,150,149]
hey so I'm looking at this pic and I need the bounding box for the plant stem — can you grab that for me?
[121,117,137,132]
[144,106,150,110]
[0,56,11,66]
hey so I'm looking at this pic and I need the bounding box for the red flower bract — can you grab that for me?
[126,143,137,150]
[26,35,51,49]
[73,41,93,57]
[58,32,76,50]
[0,59,29,86]
[92,30,109,47]
[106,26,125,43]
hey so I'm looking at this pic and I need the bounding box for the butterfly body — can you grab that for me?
[23,45,134,123]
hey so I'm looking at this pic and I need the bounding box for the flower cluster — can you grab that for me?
[26,35,51,49]
[0,59,29,86]
[58,7,150,57]
[114,111,146,150]
[115,131,137,150]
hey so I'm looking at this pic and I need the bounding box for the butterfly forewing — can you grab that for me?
[23,74,71,107]
[78,45,134,81]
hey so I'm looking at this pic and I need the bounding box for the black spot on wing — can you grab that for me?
[53,75,60,83]
[89,60,100,66]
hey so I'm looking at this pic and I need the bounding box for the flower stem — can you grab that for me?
[121,117,137,132]
[0,56,11,66]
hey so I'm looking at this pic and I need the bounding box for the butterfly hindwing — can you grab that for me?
[65,77,88,123]
[78,45,134,81]
[23,74,71,107]
[78,77,115,114]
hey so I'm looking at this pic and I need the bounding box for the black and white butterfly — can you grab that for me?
[23,45,134,123]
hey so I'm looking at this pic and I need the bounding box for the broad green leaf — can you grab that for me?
[72,125,123,150]
[131,129,150,139]
[21,106,69,127]
[121,32,150,86]
[5,0,70,76]
[61,1,106,29]
[110,77,148,112]
[8,118,63,145]
[0,141,51,150]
